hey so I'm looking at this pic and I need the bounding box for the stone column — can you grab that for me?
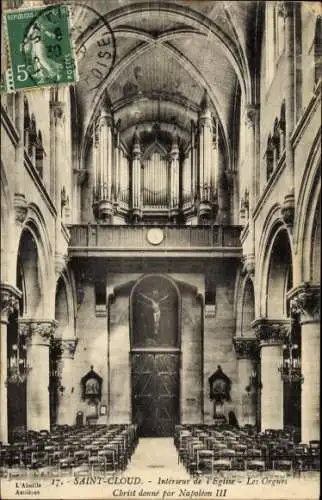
[56,338,78,425]
[0,284,21,443]
[198,90,213,221]
[278,2,295,186]
[252,319,289,431]
[97,107,113,222]
[50,100,66,272]
[233,337,258,426]
[19,319,57,431]
[131,128,142,223]
[289,284,320,442]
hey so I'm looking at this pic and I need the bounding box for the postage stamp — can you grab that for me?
[4,4,78,92]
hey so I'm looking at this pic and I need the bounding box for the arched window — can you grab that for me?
[279,101,286,150]
[314,17,322,84]
[23,96,30,149]
[35,131,44,179]
[266,134,274,180]
[273,118,280,167]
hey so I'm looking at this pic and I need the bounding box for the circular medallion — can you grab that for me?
[146,228,164,246]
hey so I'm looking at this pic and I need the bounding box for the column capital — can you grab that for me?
[251,318,289,346]
[0,283,21,318]
[280,190,295,228]
[288,283,320,324]
[245,104,259,128]
[18,319,58,345]
[13,193,28,224]
[51,338,78,359]
[233,337,258,360]
[50,101,65,124]
[241,253,255,277]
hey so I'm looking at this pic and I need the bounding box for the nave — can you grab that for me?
[0,423,319,480]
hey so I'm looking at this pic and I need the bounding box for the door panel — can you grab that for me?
[132,352,179,436]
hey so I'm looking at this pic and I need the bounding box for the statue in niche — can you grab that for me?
[137,290,169,335]
[85,378,99,396]
[81,366,102,401]
[208,365,232,421]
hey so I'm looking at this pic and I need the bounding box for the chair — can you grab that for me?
[272,459,293,472]
[197,449,214,475]
[246,459,266,471]
[212,458,231,470]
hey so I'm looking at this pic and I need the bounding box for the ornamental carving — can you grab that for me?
[289,283,320,322]
[0,284,21,316]
[252,319,289,345]
[245,105,259,129]
[233,337,258,360]
[18,320,58,343]
[13,193,28,224]
[52,338,78,359]
[281,191,295,227]
[241,253,255,277]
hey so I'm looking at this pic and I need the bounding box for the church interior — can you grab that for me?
[0,0,321,481]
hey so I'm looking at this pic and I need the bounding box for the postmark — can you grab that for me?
[67,2,116,91]
[4,4,78,92]
[3,2,116,93]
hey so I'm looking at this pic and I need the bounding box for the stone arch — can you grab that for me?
[0,161,14,283]
[241,278,255,337]
[17,204,53,318]
[17,228,43,318]
[55,275,70,338]
[294,132,321,282]
[265,227,293,319]
[310,196,321,282]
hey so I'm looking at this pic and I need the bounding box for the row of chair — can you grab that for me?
[174,425,320,474]
[0,424,138,478]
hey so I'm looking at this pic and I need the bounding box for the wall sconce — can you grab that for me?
[7,341,31,385]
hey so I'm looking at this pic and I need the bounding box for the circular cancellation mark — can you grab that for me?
[22,2,116,91]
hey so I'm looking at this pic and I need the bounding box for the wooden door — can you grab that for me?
[132,352,179,436]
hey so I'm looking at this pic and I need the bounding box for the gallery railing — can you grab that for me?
[68,225,242,250]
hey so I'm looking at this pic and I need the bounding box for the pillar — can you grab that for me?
[0,284,21,443]
[278,2,295,186]
[244,105,259,259]
[92,124,99,220]
[252,319,289,431]
[198,90,213,221]
[233,337,258,426]
[50,99,66,271]
[131,128,142,222]
[289,284,320,442]
[97,106,113,222]
[19,319,57,431]
[56,338,78,425]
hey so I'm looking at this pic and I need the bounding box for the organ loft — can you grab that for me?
[0,0,320,486]
[91,89,222,226]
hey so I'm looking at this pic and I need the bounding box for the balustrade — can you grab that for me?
[68,224,242,250]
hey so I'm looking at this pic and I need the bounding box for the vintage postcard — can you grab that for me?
[0,1,320,500]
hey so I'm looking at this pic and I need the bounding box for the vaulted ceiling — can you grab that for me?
[68,0,261,166]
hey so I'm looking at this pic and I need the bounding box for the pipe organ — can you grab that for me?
[91,91,222,224]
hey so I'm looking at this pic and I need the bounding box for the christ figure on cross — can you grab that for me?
[138,291,169,335]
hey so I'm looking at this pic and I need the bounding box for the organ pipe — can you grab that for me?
[169,129,180,218]
[131,128,142,220]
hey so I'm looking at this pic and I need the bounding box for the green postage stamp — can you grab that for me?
[4,4,78,92]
